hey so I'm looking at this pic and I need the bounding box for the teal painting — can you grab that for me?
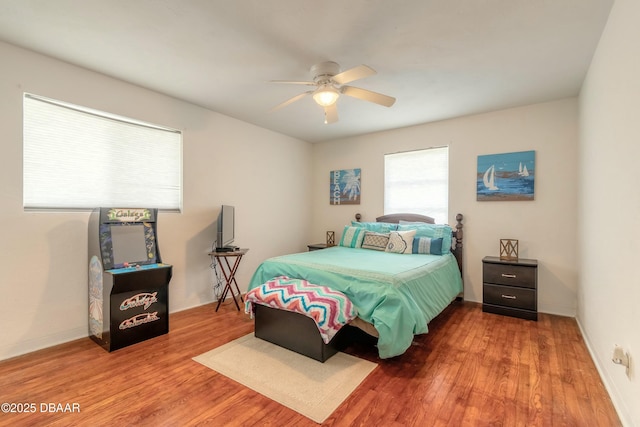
[330,169,361,205]
[477,151,535,201]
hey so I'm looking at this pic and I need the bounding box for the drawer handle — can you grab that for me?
[501,273,517,278]
[501,294,517,300]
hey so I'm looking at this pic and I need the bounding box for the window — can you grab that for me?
[384,147,448,224]
[23,93,182,211]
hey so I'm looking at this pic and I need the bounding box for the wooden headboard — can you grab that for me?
[368,213,464,278]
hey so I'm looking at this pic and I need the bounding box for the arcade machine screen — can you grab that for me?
[110,224,150,266]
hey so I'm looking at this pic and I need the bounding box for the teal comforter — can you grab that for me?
[248,246,463,358]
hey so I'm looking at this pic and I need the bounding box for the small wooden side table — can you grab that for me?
[307,243,330,251]
[208,248,249,312]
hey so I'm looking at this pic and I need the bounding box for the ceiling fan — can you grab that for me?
[270,61,396,124]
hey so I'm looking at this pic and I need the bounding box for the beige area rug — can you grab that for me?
[193,333,377,423]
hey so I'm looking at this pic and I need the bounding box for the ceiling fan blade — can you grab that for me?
[269,80,316,86]
[341,85,396,107]
[271,91,312,111]
[332,65,376,85]
[324,104,338,124]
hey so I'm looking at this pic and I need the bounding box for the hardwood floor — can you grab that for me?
[0,300,621,426]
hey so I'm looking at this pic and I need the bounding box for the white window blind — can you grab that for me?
[384,147,449,224]
[23,93,182,210]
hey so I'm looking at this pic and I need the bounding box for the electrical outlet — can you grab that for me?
[612,345,631,378]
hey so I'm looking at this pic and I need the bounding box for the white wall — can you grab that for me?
[579,0,640,424]
[311,98,579,316]
[0,41,313,361]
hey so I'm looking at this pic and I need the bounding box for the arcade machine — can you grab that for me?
[88,208,172,352]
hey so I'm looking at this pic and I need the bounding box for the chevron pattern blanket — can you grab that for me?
[245,276,358,344]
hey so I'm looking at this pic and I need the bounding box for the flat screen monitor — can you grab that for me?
[216,205,235,249]
[111,224,152,266]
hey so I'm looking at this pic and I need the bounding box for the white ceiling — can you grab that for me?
[0,0,613,143]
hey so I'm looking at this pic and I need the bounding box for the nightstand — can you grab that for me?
[307,243,329,251]
[482,256,538,321]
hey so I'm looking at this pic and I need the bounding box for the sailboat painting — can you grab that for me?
[477,150,535,201]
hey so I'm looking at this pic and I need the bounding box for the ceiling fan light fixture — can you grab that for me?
[312,85,339,107]
[270,62,395,124]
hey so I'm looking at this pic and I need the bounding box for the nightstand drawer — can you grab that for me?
[483,263,536,289]
[483,283,536,311]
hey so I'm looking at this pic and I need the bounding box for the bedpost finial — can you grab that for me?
[454,214,463,248]
[355,213,361,222]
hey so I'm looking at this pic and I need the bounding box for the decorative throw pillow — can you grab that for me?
[385,230,417,254]
[361,231,390,251]
[339,226,366,248]
[413,237,444,255]
[397,223,452,253]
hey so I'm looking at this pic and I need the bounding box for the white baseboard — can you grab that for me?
[575,318,631,427]
[0,326,88,362]
[0,299,217,362]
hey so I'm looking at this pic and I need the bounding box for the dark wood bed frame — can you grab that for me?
[253,213,464,362]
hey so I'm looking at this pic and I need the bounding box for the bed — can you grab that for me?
[246,213,464,360]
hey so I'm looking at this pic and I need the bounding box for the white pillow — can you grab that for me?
[385,230,416,254]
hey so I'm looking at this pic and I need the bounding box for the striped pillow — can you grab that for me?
[339,226,366,248]
[413,237,444,255]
